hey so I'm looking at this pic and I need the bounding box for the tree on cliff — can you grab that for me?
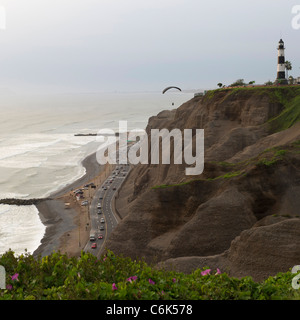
[285,61,292,79]
[230,79,246,87]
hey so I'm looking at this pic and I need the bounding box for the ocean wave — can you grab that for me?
[0,192,30,200]
[0,133,95,169]
[41,165,86,198]
[0,204,46,255]
[0,138,62,161]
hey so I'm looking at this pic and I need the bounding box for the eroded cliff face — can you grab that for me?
[106,87,300,281]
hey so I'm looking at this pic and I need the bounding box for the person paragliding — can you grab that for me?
[162,86,182,106]
[162,86,182,94]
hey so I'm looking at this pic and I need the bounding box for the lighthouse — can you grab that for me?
[275,39,288,84]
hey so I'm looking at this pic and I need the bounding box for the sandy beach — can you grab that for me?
[34,152,114,257]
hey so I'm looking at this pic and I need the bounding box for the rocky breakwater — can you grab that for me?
[0,198,50,206]
[106,86,300,281]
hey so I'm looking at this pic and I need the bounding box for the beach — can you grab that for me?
[34,152,114,257]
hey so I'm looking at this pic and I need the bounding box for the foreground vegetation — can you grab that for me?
[0,250,299,300]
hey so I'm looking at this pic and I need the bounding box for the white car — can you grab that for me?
[100,218,105,223]
[97,203,101,208]
[81,200,88,206]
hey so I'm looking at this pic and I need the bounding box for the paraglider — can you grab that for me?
[162,86,182,94]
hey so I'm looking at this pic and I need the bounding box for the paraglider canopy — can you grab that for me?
[162,86,182,94]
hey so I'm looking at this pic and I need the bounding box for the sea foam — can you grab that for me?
[0,205,46,255]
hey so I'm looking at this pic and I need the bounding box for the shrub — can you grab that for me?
[0,250,299,300]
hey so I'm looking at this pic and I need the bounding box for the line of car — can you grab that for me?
[90,193,106,249]
[89,165,129,250]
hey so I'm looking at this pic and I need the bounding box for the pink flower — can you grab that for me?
[127,276,138,283]
[215,268,221,275]
[11,273,19,281]
[201,269,211,276]
[172,278,176,283]
[112,283,118,291]
[6,284,13,290]
[148,278,155,285]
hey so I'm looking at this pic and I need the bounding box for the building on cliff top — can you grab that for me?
[275,39,288,85]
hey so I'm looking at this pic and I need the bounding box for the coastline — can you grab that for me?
[34,152,113,257]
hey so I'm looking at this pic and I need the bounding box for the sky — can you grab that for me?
[0,0,299,93]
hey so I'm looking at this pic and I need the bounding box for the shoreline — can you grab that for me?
[33,152,113,257]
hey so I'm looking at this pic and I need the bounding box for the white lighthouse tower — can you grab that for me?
[275,39,288,84]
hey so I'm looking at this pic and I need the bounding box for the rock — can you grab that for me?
[225,219,300,281]
[0,198,49,206]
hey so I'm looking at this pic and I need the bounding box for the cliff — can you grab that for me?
[106,86,300,281]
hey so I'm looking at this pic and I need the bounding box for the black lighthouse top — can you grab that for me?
[278,39,285,49]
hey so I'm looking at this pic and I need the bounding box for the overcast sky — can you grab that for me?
[0,0,299,93]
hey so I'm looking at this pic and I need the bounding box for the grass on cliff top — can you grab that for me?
[0,250,299,300]
[204,85,300,100]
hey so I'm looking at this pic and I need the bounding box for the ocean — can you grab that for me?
[0,91,194,255]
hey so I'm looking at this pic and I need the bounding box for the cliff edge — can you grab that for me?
[106,86,300,281]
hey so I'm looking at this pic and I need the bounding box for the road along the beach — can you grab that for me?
[83,164,130,257]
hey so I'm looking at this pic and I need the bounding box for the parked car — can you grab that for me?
[100,218,105,223]
[91,243,97,249]
[100,225,104,231]
[98,234,103,239]
[81,200,88,206]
